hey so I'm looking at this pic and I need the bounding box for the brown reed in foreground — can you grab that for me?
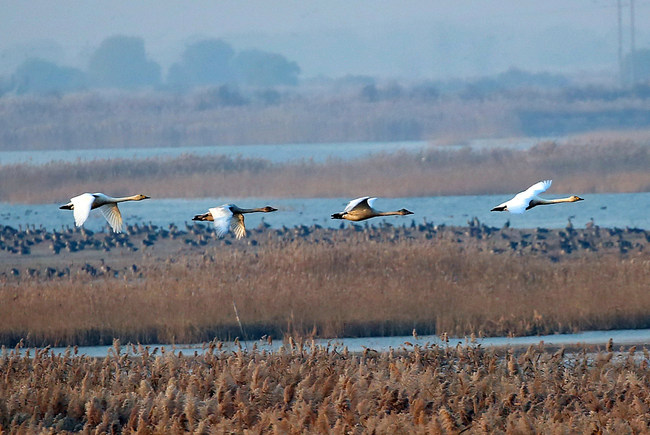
[1,236,649,347]
[0,139,649,203]
[1,341,649,433]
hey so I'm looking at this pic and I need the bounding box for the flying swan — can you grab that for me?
[490,180,583,214]
[192,204,278,239]
[59,193,150,233]
[331,197,414,221]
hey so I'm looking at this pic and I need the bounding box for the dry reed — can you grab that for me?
[0,139,649,203]
[1,236,648,347]
[1,341,649,433]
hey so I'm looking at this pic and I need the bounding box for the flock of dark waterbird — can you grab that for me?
[0,179,644,279]
[1,215,647,280]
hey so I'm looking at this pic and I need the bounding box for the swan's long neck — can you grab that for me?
[376,210,404,216]
[533,197,580,206]
[110,195,144,203]
[237,207,275,214]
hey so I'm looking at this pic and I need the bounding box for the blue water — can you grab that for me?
[10,328,650,358]
[0,137,547,166]
[2,192,649,232]
[0,141,429,165]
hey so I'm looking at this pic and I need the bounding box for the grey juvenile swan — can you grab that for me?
[331,197,413,221]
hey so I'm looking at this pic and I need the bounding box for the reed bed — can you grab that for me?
[1,237,649,347]
[1,340,649,433]
[0,139,649,203]
[3,87,650,150]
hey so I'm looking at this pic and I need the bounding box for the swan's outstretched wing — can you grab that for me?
[209,206,233,237]
[70,193,95,227]
[230,213,247,239]
[99,203,124,233]
[503,180,553,214]
[344,196,374,212]
[520,180,552,198]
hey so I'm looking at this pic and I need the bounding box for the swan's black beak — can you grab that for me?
[576,197,584,201]
[402,209,414,215]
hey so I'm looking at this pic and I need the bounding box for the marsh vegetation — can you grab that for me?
[1,222,648,348]
[4,84,650,150]
[2,340,650,433]
[0,139,649,204]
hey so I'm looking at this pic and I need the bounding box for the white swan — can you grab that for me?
[490,180,583,214]
[59,193,150,233]
[331,197,414,221]
[192,204,278,239]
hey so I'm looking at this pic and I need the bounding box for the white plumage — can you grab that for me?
[192,204,278,239]
[60,193,150,232]
[491,180,583,213]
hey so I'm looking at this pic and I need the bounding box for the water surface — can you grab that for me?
[14,328,650,358]
[0,141,428,165]
[2,192,648,232]
[0,137,548,166]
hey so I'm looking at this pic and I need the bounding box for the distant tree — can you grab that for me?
[409,82,439,101]
[87,36,160,89]
[192,85,248,110]
[167,39,235,89]
[254,88,282,105]
[360,83,378,102]
[0,75,12,97]
[496,68,569,89]
[460,67,570,96]
[232,49,300,87]
[623,49,650,85]
[12,58,86,94]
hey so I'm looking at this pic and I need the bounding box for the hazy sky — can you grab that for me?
[2,0,649,80]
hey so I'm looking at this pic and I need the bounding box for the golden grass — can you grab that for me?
[1,237,649,347]
[0,139,649,203]
[0,91,517,149]
[1,340,650,433]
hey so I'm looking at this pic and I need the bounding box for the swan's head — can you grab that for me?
[569,196,584,202]
[134,194,150,201]
[398,209,414,215]
[262,206,278,212]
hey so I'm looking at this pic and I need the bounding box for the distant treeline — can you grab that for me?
[3,84,650,150]
[1,36,300,95]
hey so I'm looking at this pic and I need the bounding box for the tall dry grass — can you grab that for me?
[3,87,650,150]
[0,139,649,203]
[0,91,517,149]
[1,237,649,347]
[1,340,650,433]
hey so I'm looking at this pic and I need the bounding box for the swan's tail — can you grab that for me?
[331,212,345,219]
[59,203,73,210]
